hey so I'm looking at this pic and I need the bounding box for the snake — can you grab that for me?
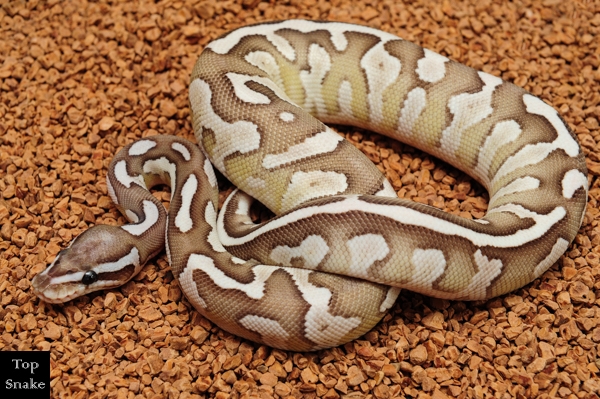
[32,20,588,352]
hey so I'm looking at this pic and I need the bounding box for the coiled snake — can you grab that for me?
[33,20,588,351]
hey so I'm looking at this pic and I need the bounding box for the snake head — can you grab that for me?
[32,225,142,304]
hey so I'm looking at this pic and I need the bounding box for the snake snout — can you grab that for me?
[31,272,50,293]
[31,271,71,304]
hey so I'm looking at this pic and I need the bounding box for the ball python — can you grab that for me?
[32,20,588,351]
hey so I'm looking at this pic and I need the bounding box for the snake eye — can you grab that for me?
[82,271,98,285]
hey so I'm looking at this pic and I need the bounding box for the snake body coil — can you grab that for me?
[33,21,587,351]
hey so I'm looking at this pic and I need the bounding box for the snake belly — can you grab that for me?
[33,20,587,351]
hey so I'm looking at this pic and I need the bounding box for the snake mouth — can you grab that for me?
[32,273,84,304]
[32,271,93,304]
[33,291,78,304]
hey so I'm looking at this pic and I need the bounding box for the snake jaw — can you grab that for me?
[32,273,87,304]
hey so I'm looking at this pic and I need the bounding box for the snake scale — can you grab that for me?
[32,20,588,351]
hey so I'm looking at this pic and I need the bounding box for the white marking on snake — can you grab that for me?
[374,179,397,197]
[226,72,292,105]
[226,73,265,104]
[300,44,330,116]
[97,247,141,273]
[187,254,276,299]
[286,268,361,349]
[203,159,217,188]
[338,80,353,117]
[189,79,261,171]
[490,176,540,205]
[491,95,581,186]
[280,170,348,211]
[205,202,226,252]
[409,249,446,290]
[233,192,251,216]
[207,20,399,56]
[562,169,587,199]
[245,51,284,89]
[178,256,208,308]
[455,250,503,300]
[487,203,556,225]
[262,129,343,169]
[416,49,449,83]
[361,42,401,124]
[524,94,580,157]
[122,200,159,236]
[125,210,139,223]
[143,157,177,199]
[440,72,503,156]
[270,235,329,269]
[240,315,290,348]
[279,111,295,122]
[231,256,246,264]
[533,238,569,278]
[217,191,252,243]
[106,176,117,204]
[380,287,401,312]
[171,142,191,161]
[398,87,426,136]
[262,33,296,61]
[474,120,522,185]
[220,196,565,249]
[128,139,157,156]
[347,234,389,278]
[114,160,146,189]
[175,174,198,233]
[215,26,295,61]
